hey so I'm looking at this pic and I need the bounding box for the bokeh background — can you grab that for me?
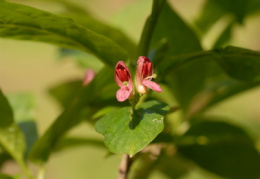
[1,0,260,178]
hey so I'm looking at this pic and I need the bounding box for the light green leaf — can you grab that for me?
[0,90,33,179]
[0,90,25,163]
[95,100,169,156]
[7,93,38,157]
[177,118,260,179]
[0,0,128,67]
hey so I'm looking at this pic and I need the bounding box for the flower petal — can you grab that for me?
[142,80,162,93]
[116,87,132,102]
[83,69,95,86]
[115,61,132,88]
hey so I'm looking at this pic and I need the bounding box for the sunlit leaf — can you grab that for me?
[0,0,128,67]
[177,118,260,179]
[95,100,169,156]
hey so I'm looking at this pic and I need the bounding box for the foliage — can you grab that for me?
[0,0,260,178]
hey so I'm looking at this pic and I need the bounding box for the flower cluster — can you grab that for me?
[115,56,162,102]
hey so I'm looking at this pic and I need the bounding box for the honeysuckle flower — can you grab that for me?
[135,56,162,94]
[83,69,95,86]
[115,61,133,102]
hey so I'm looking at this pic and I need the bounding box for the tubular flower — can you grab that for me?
[115,61,133,102]
[135,56,162,94]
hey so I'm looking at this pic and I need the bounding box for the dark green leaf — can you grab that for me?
[0,0,128,67]
[67,14,136,55]
[213,21,234,48]
[186,79,260,117]
[177,118,260,179]
[29,67,116,163]
[0,152,11,168]
[211,0,252,23]
[213,46,260,81]
[95,100,169,156]
[49,80,82,108]
[149,2,203,110]
[0,173,13,179]
[194,0,225,34]
[151,2,202,56]
[54,137,105,152]
[158,46,260,109]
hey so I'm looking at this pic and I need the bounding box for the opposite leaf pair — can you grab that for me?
[115,56,162,102]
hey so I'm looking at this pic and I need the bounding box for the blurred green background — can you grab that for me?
[1,0,260,178]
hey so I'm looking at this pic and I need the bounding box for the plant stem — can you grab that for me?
[37,165,46,179]
[137,0,166,57]
[18,159,34,179]
[118,154,133,179]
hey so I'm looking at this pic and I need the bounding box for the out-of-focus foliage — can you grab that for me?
[0,0,260,178]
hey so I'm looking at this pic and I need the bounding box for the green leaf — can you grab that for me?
[58,48,104,70]
[211,0,253,23]
[66,14,136,55]
[213,21,234,48]
[49,80,82,108]
[158,46,260,109]
[186,79,260,117]
[0,90,33,179]
[29,67,116,163]
[0,173,13,179]
[177,118,260,179]
[6,93,38,157]
[0,152,11,168]
[6,93,37,160]
[95,100,169,156]
[213,46,260,81]
[0,90,25,165]
[0,0,128,67]
[151,2,202,56]
[54,137,105,152]
[194,0,225,34]
[149,2,202,110]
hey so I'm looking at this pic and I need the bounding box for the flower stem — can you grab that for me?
[136,0,166,57]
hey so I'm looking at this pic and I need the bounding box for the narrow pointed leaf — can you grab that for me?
[0,0,128,67]
[95,100,169,156]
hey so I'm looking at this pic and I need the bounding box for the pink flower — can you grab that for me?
[83,69,95,86]
[135,56,162,94]
[115,61,133,102]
